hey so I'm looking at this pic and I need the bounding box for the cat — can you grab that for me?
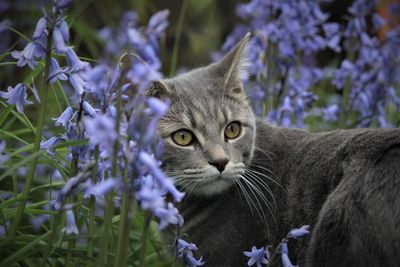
[147,33,400,267]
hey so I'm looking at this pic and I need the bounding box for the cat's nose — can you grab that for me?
[209,158,229,173]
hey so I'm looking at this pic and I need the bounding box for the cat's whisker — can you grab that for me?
[242,173,278,229]
[254,146,275,160]
[245,168,284,190]
[243,169,276,206]
[239,176,269,227]
[234,178,256,217]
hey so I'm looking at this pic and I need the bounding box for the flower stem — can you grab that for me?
[8,25,53,239]
[138,212,152,267]
[86,145,99,267]
[169,0,188,76]
[113,146,131,267]
[98,79,122,266]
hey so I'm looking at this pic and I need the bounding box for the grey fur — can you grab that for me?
[151,35,400,266]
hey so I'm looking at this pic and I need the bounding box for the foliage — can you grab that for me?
[0,0,399,267]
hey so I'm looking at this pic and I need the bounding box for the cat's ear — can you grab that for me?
[146,80,174,99]
[210,32,251,97]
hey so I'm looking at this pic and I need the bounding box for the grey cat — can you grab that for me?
[148,34,400,266]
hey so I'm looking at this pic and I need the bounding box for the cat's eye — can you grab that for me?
[171,130,194,146]
[224,122,241,140]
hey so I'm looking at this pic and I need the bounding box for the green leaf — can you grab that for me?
[0,231,51,266]
[0,150,42,182]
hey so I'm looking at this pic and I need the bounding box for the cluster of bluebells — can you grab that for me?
[243,225,310,267]
[214,0,340,127]
[216,0,400,128]
[0,1,201,264]
[332,0,400,127]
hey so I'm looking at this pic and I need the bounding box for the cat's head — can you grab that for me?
[148,33,256,196]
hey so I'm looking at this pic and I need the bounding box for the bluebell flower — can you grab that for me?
[138,151,184,202]
[84,114,117,154]
[82,101,98,117]
[48,57,68,83]
[11,42,43,69]
[53,106,74,128]
[322,104,339,122]
[147,97,169,117]
[243,246,270,267]
[135,175,166,211]
[30,214,50,233]
[0,83,33,113]
[177,239,205,267]
[287,225,310,238]
[53,24,68,54]
[40,136,62,155]
[66,47,89,72]
[32,17,47,39]
[146,10,169,35]
[64,209,78,235]
[53,0,72,11]
[84,179,116,198]
[69,73,86,95]
[153,203,183,230]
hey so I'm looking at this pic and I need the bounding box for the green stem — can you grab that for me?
[98,83,122,266]
[86,146,99,267]
[338,77,351,128]
[8,27,53,239]
[169,0,188,76]
[138,213,152,267]
[113,150,131,267]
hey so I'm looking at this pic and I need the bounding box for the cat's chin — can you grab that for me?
[189,176,236,196]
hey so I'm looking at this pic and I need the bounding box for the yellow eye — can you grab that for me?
[224,122,241,139]
[171,130,194,146]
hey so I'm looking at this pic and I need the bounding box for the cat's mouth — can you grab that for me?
[170,162,245,196]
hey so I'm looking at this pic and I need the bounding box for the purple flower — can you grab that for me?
[30,214,50,233]
[147,97,169,117]
[0,83,33,113]
[53,25,68,54]
[85,179,116,198]
[53,0,72,11]
[84,114,117,153]
[146,9,170,37]
[69,73,86,95]
[66,48,89,72]
[32,17,47,39]
[40,136,62,155]
[243,246,270,267]
[287,225,310,239]
[135,175,166,211]
[53,106,74,128]
[64,209,78,235]
[154,203,182,229]
[82,101,98,117]
[48,57,68,83]
[138,151,184,202]
[11,42,43,69]
[177,239,205,267]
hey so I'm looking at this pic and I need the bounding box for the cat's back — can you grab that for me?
[258,123,400,266]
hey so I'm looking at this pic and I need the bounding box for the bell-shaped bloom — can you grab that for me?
[66,47,89,72]
[53,26,68,54]
[243,246,270,267]
[33,17,47,39]
[53,106,74,128]
[0,83,33,113]
[11,42,43,69]
[48,57,68,83]
[64,209,78,235]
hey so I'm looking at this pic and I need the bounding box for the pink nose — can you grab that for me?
[209,158,229,172]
